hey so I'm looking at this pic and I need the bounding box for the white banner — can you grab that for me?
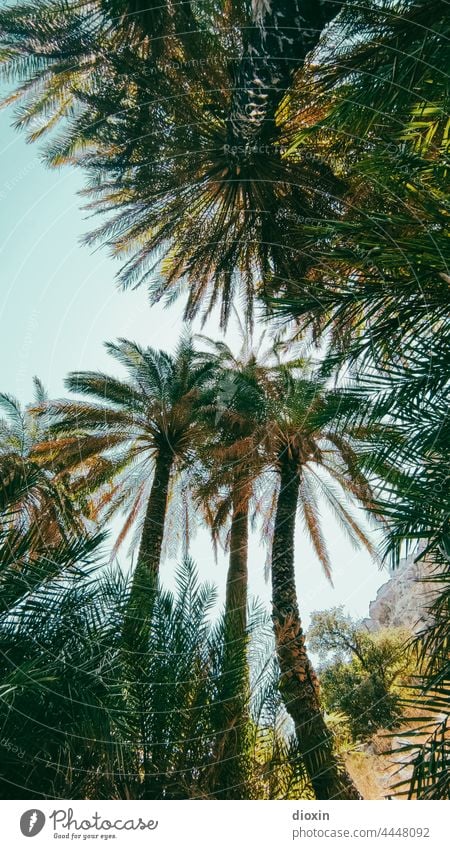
[0,800,447,849]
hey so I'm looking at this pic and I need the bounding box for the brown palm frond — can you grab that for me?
[110,482,146,562]
[298,472,333,585]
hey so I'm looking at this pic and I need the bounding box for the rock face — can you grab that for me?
[363,547,440,634]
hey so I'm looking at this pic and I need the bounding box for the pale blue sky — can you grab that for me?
[0,101,388,626]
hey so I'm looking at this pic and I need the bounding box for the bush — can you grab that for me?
[308,607,413,741]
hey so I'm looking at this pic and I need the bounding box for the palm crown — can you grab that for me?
[35,335,214,569]
[265,370,377,579]
[0,0,346,327]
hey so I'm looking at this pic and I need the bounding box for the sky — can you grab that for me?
[0,98,390,629]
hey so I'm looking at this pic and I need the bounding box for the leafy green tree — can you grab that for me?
[308,607,412,740]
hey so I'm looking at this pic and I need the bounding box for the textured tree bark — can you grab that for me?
[227,0,343,150]
[136,449,172,577]
[123,448,173,647]
[121,448,173,797]
[226,489,249,634]
[214,491,252,799]
[271,451,361,799]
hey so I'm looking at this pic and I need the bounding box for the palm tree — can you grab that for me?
[265,370,378,798]
[198,351,376,799]
[34,336,214,632]
[197,334,274,629]
[0,0,208,119]
[0,556,220,800]
[226,0,343,149]
[0,452,103,613]
[0,378,84,545]
[0,0,346,327]
[1,0,345,150]
[0,546,314,800]
[350,348,450,799]
[269,0,449,360]
[194,333,272,797]
[258,3,448,796]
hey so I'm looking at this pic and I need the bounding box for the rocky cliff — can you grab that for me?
[363,548,441,634]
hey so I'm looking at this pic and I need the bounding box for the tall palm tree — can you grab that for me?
[34,336,214,631]
[0,0,346,327]
[198,348,375,798]
[227,0,343,149]
[1,0,345,148]
[265,370,378,798]
[197,334,274,629]
[194,333,272,797]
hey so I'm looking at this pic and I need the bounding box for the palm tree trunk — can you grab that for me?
[226,488,249,634]
[215,490,252,798]
[123,448,173,646]
[136,449,173,576]
[121,448,173,797]
[227,0,343,150]
[271,452,361,799]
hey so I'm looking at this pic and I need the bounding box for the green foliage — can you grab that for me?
[0,0,347,327]
[391,561,450,799]
[0,379,85,544]
[0,0,449,801]
[269,0,449,378]
[34,335,215,561]
[0,555,310,799]
[0,381,105,609]
[309,607,413,741]
[320,663,403,743]
[0,460,104,613]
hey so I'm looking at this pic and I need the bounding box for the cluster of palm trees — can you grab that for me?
[1,334,378,797]
[0,0,448,799]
